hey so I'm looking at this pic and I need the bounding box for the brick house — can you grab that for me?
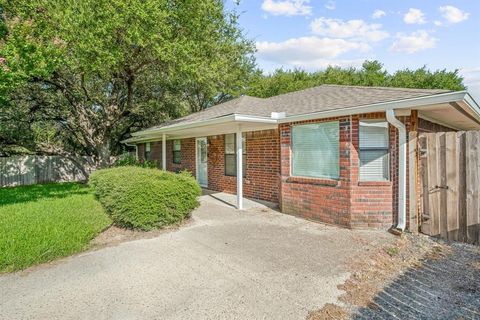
[123,85,480,231]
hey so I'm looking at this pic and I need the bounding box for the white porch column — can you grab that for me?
[162,133,166,171]
[236,126,243,210]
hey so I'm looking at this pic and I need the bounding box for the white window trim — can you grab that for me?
[290,121,340,180]
[359,119,390,182]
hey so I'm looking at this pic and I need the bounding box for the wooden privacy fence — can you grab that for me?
[0,156,96,187]
[416,131,480,245]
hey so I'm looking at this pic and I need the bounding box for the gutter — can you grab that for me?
[276,91,470,124]
[386,109,407,231]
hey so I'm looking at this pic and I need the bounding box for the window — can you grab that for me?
[224,133,246,177]
[359,120,390,181]
[291,121,339,179]
[173,140,181,164]
[144,142,151,161]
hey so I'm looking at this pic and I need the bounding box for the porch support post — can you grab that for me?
[236,125,243,210]
[162,133,166,171]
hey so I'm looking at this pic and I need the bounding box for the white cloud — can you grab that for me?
[256,36,370,69]
[261,0,312,16]
[310,17,389,42]
[404,8,426,24]
[390,30,437,54]
[372,9,386,19]
[325,1,335,10]
[439,5,469,24]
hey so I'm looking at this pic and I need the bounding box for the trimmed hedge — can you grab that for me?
[89,166,201,230]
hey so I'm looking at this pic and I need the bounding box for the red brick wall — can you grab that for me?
[137,143,145,161]
[138,130,280,203]
[280,113,405,229]
[418,118,456,133]
[140,139,196,174]
[207,130,280,203]
[134,113,452,229]
[349,113,397,228]
[279,117,352,227]
[166,138,196,175]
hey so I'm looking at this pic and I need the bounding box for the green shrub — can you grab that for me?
[114,153,157,168]
[89,166,201,230]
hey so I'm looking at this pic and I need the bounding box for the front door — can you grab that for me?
[196,137,208,187]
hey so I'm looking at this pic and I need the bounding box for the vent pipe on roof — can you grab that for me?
[271,112,286,119]
[386,109,407,232]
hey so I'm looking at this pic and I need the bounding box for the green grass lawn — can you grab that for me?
[0,182,112,273]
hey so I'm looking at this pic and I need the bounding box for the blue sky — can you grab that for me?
[228,0,480,99]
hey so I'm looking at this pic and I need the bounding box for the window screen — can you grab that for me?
[225,133,246,177]
[144,142,151,161]
[291,121,339,179]
[173,140,181,164]
[359,120,390,181]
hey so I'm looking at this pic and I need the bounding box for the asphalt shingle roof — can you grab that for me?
[146,85,450,130]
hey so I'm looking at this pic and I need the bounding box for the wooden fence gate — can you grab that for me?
[418,131,480,245]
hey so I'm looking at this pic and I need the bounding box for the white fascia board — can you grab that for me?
[277,91,469,123]
[463,92,480,118]
[132,114,276,137]
[131,114,236,137]
[121,136,165,144]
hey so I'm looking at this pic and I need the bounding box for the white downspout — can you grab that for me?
[386,109,407,231]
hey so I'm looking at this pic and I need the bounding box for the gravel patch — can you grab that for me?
[352,242,480,320]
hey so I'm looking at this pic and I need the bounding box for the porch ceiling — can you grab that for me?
[417,101,480,130]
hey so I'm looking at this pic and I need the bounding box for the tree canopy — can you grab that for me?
[0,0,255,160]
[246,61,465,98]
[0,2,467,159]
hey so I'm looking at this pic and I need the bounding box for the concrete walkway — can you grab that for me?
[0,193,393,320]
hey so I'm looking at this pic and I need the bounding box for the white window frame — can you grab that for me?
[224,133,246,177]
[359,120,390,181]
[173,140,181,164]
[291,121,340,180]
[144,142,151,161]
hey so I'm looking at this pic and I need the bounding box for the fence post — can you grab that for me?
[408,131,419,234]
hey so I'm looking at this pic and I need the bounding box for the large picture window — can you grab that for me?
[224,133,246,177]
[359,120,390,181]
[291,121,339,179]
[173,140,181,164]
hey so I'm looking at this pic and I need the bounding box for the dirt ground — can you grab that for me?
[308,233,480,320]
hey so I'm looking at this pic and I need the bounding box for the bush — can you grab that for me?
[114,153,157,168]
[89,166,201,230]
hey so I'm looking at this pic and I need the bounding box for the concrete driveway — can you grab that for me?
[0,193,393,320]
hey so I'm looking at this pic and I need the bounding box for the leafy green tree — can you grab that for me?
[0,0,254,163]
[246,60,465,98]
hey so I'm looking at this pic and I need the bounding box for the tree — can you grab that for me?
[0,0,255,163]
[246,60,465,98]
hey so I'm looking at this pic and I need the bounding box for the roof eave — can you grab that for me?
[123,90,480,145]
[277,91,471,123]
[130,114,276,139]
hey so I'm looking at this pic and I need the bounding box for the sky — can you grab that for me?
[227,0,480,100]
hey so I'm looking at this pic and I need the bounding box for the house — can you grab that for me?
[123,85,480,230]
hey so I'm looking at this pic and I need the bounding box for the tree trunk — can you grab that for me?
[96,142,111,168]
